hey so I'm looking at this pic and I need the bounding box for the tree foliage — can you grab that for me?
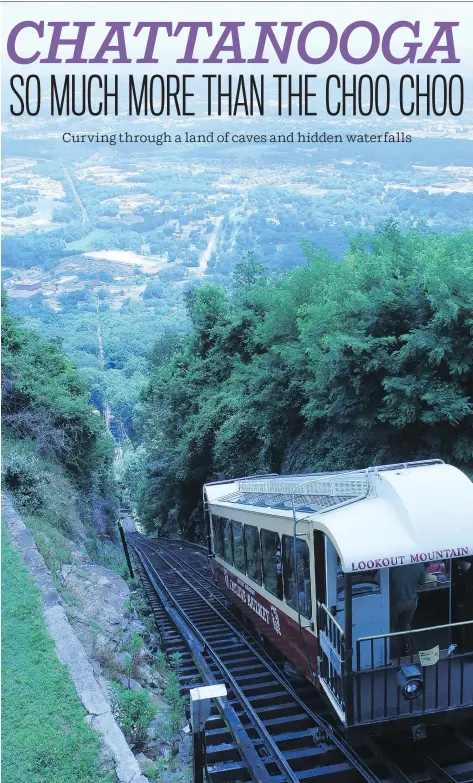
[128,227,473,538]
[2,294,114,489]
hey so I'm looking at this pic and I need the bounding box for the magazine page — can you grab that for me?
[2,1,473,781]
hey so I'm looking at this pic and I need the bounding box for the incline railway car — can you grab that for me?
[203,459,473,737]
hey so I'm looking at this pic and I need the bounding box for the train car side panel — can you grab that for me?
[213,557,318,681]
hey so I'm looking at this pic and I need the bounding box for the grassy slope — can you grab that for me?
[1,529,113,783]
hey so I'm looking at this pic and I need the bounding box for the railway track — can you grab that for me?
[126,534,473,783]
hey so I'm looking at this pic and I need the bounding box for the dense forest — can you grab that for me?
[126,225,473,539]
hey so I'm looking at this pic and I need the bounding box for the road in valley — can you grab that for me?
[196,215,224,275]
[62,164,88,225]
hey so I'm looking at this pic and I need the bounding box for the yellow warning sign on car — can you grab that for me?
[419,645,440,666]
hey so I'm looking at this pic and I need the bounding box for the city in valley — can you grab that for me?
[2,107,473,433]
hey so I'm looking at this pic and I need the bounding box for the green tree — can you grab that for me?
[129,228,473,539]
[233,253,266,288]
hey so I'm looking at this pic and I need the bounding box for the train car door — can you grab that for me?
[325,539,389,669]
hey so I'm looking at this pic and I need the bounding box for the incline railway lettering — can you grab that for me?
[225,570,271,625]
[247,594,271,625]
[351,547,469,571]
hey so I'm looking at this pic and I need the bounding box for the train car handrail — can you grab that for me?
[356,617,473,644]
[318,601,345,637]
[353,615,473,724]
[205,472,279,487]
[367,458,444,473]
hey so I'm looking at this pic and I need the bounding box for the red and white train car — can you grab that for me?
[204,460,473,736]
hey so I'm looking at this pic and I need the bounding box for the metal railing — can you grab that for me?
[353,619,473,725]
[317,602,346,717]
[237,460,443,503]
[240,474,369,498]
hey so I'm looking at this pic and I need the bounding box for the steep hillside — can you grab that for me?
[2,294,119,574]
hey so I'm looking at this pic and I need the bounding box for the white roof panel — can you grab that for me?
[205,463,473,572]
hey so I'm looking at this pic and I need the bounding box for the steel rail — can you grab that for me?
[131,534,381,783]
[130,542,272,783]
[362,737,412,783]
[152,536,209,553]
[130,539,307,783]
[424,757,457,783]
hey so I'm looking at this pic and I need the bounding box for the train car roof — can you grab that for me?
[204,461,473,572]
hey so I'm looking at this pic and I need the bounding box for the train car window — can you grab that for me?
[261,529,283,599]
[232,521,245,572]
[222,517,233,565]
[282,535,312,619]
[244,525,262,584]
[336,555,380,599]
[212,516,224,558]
[419,560,450,590]
[353,571,380,596]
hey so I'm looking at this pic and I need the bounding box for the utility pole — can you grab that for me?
[118,522,134,579]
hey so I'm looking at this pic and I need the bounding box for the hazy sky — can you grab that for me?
[2,2,473,74]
